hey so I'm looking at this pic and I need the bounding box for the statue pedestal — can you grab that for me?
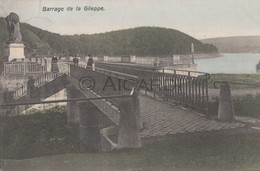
[7,43,25,61]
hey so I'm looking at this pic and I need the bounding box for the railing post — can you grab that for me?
[205,78,209,117]
[218,82,234,122]
[78,101,100,151]
[24,62,26,75]
[117,90,142,149]
[162,73,166,101]
[188,72,191,109]
[66,85,80,137]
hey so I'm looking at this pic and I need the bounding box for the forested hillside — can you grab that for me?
[201,36,260,53]
[0,17,217,71]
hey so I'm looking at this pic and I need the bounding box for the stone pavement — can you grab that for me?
[139,94,245,139]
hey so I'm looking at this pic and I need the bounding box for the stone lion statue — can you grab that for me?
[5,12,22,43]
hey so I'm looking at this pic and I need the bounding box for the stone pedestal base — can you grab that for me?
[66,85,80,137]
[218,83,234,122]
[7,43,25,61]
[118,92,142,149]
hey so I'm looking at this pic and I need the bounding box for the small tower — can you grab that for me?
[191,43,195,64]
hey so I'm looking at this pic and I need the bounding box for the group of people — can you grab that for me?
[73,54,94,68]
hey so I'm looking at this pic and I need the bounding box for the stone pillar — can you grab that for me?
[218,82,234,122]
[117,91,142,149]
[66,85,80,136]
[130,55,136,63]
[46,58,52,72]
[133,91,143,130]
[31,58,36,63]
[79,101,100,151]
[104,56,109,62]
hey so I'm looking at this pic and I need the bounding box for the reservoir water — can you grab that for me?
[195,53,260,74]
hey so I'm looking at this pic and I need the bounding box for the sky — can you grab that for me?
[1,0,260,39]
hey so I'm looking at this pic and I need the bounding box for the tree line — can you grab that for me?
[0,17,218,72]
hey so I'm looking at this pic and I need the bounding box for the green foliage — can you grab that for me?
[208,94,260,118]
[0,18,8,73]
[207,74,260,118]
[0,106,86,159]
[23,105,66,115]
[106,126,118,137]
[2,133,260,171]
[78,27,218,56]
[106,126,119,143]
[208,74,260,89]
[232,94,260,118]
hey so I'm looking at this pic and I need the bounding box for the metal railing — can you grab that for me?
[12,85,27,100]
[95,61,208,75]
[95,62,210,116]
[78,63,139,81]
[0,94,134,107]
[12,72,62,100]
[34,72,60,87]
[4,62,46,75]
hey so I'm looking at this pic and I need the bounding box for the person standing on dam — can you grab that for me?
[87,54,94,70]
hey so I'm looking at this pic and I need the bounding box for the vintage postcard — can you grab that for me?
[0,0,260,171]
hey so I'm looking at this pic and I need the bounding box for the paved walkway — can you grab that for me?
[139,94,245,139]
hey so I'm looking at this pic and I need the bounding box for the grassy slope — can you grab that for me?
[207,74,260,118]
[208,74,260,89]
[0,18,8,72]
[2,133,260,171]
[0,106,87,160]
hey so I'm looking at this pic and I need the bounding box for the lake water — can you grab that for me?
[195,53,260,74]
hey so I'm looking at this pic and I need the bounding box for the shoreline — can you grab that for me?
[194,53,223,60]
[195,52,260,60]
